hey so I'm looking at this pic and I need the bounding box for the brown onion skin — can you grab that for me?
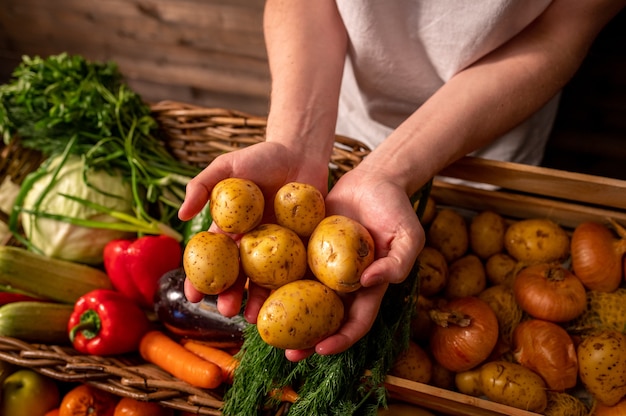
[429,296,499,373]
[571,221,626,293]
[512,319,578,391]
[513,264,587,323]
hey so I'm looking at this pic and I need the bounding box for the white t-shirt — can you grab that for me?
[335,0,560,165]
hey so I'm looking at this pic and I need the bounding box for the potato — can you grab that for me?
[416,246,448,297]
[455,368,484,397]
[210,178,264,234]
[239,223,308,289]
[485,252,518,285]
[504,218,570,264]
[377,403,436,416]
[257,279,344,349]
[274,182,325,237]
[577,330,626,406]
[444,254,486,299]
[470,210,507,259]
[473,361,547,413]
[413,196,437,226]
[390,340,433,384]
[430,360,456,390]
[307,215,375,293]
[183,231,239,295]
[427,209,468,263]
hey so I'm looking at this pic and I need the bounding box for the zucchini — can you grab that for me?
[0,301,74,344]
[0,246,112,304]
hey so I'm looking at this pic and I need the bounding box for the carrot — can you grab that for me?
[139,330,223,389]
[269,385,300,404]
[181,339,239,384]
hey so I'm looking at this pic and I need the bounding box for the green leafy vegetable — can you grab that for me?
[18,153,134,264]
[0,53,200,245]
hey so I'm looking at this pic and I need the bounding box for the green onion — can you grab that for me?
[0,53,200,240]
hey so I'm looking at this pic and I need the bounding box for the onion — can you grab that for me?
[571,219,626,292]
[512,319,578,391]
[513,263,587,322]
[429,296,498,372]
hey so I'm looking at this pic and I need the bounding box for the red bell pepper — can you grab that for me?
[68,289,151,356]
[103,235,182,308]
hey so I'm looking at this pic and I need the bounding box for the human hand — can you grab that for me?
[284,168,425,361]
[178,141,329,316]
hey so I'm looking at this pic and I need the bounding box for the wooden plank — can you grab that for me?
[385,376,541,416]
[126,78,269,115]
[438,156,626,210]
[2,0,265,32]
[0,38,270,101]
[430,180,626,230]
[0,4,267,60]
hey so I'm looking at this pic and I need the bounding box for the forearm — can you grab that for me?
[263,0,347,165]
[360,0,626,197]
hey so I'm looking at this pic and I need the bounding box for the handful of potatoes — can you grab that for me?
[183,178,375,350]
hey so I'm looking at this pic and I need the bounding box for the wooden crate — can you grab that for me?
[384,156,626,416]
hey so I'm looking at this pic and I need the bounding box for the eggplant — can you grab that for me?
[154,268,246,344]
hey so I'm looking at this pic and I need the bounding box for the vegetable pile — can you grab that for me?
[408,198,626,415]
[2,52,626,416]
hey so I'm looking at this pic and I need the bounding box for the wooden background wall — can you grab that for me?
[0,0,270,115]
[1,1,624,179]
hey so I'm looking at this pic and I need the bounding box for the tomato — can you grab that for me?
[59,384,118,416]
[113,397,173,416]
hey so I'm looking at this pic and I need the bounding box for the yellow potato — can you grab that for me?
[577,330,626,406]
[390,340,433,384]
[470,210,507,259]
[504,218,570,264]
[210,177,264,234]
[416,246,448,297]
[444,254,486,299]
[427,209,468,263]
[183,231,239,295]
[274,182,325,237]
[307,215,375,293]
[257,279,344,350]
[479,361,547,413]
[239,223,307,290]
[457,361,547,413]
[485,252,518,285]
[413,195,437,226]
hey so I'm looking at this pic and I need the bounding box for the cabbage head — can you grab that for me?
[21,154,134,265]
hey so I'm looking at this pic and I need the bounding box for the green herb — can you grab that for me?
[0,53,199,240]
[223,184,431,415]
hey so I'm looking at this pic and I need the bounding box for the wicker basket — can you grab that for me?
[0,100,371,415]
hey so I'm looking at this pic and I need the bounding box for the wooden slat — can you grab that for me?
[385,376,541,416]
[1,3,267,60]
[430,180,626,229]
[438,156,626,210]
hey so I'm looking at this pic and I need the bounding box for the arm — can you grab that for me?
[360,0,626,199]
[315,0,626,357]
[262,0,347,187]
